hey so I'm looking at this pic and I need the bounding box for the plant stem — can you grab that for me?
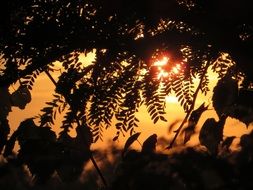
[45,70,57,86]
[168,62,210,149]
[44,69,108,187]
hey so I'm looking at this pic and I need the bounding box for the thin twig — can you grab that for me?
[44,69,108,187]
[45,70,57,86]
[168,62,210,149]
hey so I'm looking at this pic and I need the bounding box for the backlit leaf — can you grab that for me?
[212,75,238,118]
[122,132,141,157]
[184,103,208,144]
[11,86,31,109]
[199,117,226,155]
[142,134,157,154]
[221,136,236,150]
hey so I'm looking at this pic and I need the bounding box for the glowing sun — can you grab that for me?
[153,56,184,79]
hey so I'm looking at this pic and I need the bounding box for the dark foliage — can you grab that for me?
[199,116,226,155]
[3,118,91,184]
[183,102,208,144]
[0,0,253,189]
[1,130,253,189]
[1,0,252,139]
[110,132,253,190]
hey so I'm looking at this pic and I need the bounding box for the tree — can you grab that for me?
[0,0,253,187]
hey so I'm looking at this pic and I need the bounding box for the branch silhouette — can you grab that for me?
[167,61,210,149]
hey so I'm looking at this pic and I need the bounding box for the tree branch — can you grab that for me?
[167,61,210,149]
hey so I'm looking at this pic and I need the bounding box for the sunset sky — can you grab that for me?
[7,52,252,151]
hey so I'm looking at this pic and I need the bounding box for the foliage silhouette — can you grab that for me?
[183,102,208,144]
[199,116,226,155]
[0,0,253,188]
[122,132,141,158]
[1,131,253,189]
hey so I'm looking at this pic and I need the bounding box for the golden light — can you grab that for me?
[152,56,184,80]
[153,56,169,67]
[166,96,178,103]
[157,70,169,79]
[172,64,181,74]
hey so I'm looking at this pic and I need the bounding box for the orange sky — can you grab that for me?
[7,53,252,151]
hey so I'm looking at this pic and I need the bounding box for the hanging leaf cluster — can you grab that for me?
[0,0,252,146]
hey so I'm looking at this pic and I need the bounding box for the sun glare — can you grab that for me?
[153,56,169,67]
[152,56,184,80]
[172,64,181,74]
[166,96,178,103]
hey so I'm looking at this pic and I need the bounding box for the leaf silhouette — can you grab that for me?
[239,131,253,150]
[142,134,157,154]
[189,103,208,124]
[221,136,236,150]
[0,87,12,118]
[122,132,141,157]
[11,86,31,109]
[184,103,208,144]
[160,116,168,122]
[199,117,226,155]
[228,89,253,126]
[212,75,238,118]
[75,125,93,149]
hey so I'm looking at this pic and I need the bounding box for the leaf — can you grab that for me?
[0,87,12,118]
[153,116,159,124]
[221,136,236,149]
[11,86,32,109]
[142,134,157,154]
[184,103,208,144]
[199,117,226,155]
[212,75,238,118]
[151,112,158,121]
[160,116,168,122]
[115,122,123,129]
[94,135,100,142]
[189,103,208,124]
[239,131,253,149]
[75,125,93,149]
[228,89,253,126]
[122,132,141,157]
